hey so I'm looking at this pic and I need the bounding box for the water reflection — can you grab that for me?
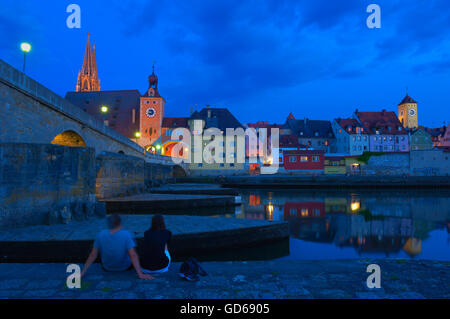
[237,189,450,260]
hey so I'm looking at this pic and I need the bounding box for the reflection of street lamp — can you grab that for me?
[351,200,360,212]
[265,203,274,220]
[20,42,31,73]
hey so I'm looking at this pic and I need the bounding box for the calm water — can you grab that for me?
[235,189,450,261]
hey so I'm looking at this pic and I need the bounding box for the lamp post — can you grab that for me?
[20,42,31,73]
[100,105,109,126]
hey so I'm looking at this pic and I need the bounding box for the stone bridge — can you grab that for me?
[0,58,186,172]
[0,59,187,229]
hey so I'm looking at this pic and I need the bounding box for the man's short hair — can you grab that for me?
[107,214,121,229]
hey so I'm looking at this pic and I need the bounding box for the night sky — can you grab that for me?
[1,0,449,127]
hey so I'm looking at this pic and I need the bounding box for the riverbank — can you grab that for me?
[1,260,448,299]
[178,175,450,188]
[0,215,288,263]
[102,193,239,214]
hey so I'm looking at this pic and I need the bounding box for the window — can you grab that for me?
[290,209,297,216]
[301,156,308,162]
[166,130,173,136]
[289,156,297,163]
[312,156,320,162]
[301,209,308,217]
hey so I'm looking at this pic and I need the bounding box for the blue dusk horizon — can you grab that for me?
[1,0,449,127]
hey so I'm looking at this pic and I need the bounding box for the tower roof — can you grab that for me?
[399,94,417,105]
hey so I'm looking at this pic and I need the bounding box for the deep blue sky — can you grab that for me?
[1,0,449,127]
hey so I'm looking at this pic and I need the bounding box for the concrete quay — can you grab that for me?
[179,175,450,188]
[150,183,239,196]
[102,193,239,214]
[0,259,448,299]
[0,215,288,263]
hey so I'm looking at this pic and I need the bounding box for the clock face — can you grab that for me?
[146,107,156,118]
[409,109,416,116]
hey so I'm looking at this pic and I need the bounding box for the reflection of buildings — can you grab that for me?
[284,201,325,218]
[240,190,450,257]
[403,238,422,257]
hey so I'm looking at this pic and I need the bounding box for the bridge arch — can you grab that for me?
[51,130,87,147]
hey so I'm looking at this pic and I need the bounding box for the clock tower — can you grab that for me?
[398,92,418,129]
[138,64,165,149]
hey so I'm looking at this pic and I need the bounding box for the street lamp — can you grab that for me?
[100,105,109,126]
[135,132,141,138]
[20,42,31,73]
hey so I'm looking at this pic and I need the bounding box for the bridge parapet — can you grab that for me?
[0,58,185,171]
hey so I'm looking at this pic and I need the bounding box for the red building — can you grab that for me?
[283,149,324,170]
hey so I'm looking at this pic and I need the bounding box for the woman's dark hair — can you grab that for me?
[151,215,166,231]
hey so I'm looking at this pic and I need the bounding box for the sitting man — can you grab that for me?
[80,214,153,280]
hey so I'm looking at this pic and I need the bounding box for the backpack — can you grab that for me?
[179,257,207,281]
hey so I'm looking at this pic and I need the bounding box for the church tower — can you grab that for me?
[138,63,165,149]
[398,90,418,129]
[76,33,101,92]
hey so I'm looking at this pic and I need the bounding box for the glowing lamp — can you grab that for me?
[100,106,108,113]
[21,42,31,53]
[135,132,141,138]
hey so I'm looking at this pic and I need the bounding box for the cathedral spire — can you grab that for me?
[82,33,92,75]
[76,33,101,92]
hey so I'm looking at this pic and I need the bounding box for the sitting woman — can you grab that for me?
[141,215,172,274]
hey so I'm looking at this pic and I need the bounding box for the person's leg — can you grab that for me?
[141,251,171,274]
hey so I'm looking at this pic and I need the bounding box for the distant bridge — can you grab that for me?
[0,59,186,173]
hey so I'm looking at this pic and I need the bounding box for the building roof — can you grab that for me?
[162,117,189,128]
[335,118,367,134]
[420,125,447,138]
[65,90,141,138]
[399,94,417,105]
[188,107,243,131]
[355,110,407,135]
[280,134,302,148]
[282,118,335,139]
[247,121,283,129]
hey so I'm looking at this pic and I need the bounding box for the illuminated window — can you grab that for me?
[301,208,308,217]
[301,156,308,162]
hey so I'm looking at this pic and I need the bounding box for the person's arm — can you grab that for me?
[81,247,98,278]
[128,248,154,280]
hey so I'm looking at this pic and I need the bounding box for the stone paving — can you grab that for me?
[0,260,448,299]
[0,215,281,242]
